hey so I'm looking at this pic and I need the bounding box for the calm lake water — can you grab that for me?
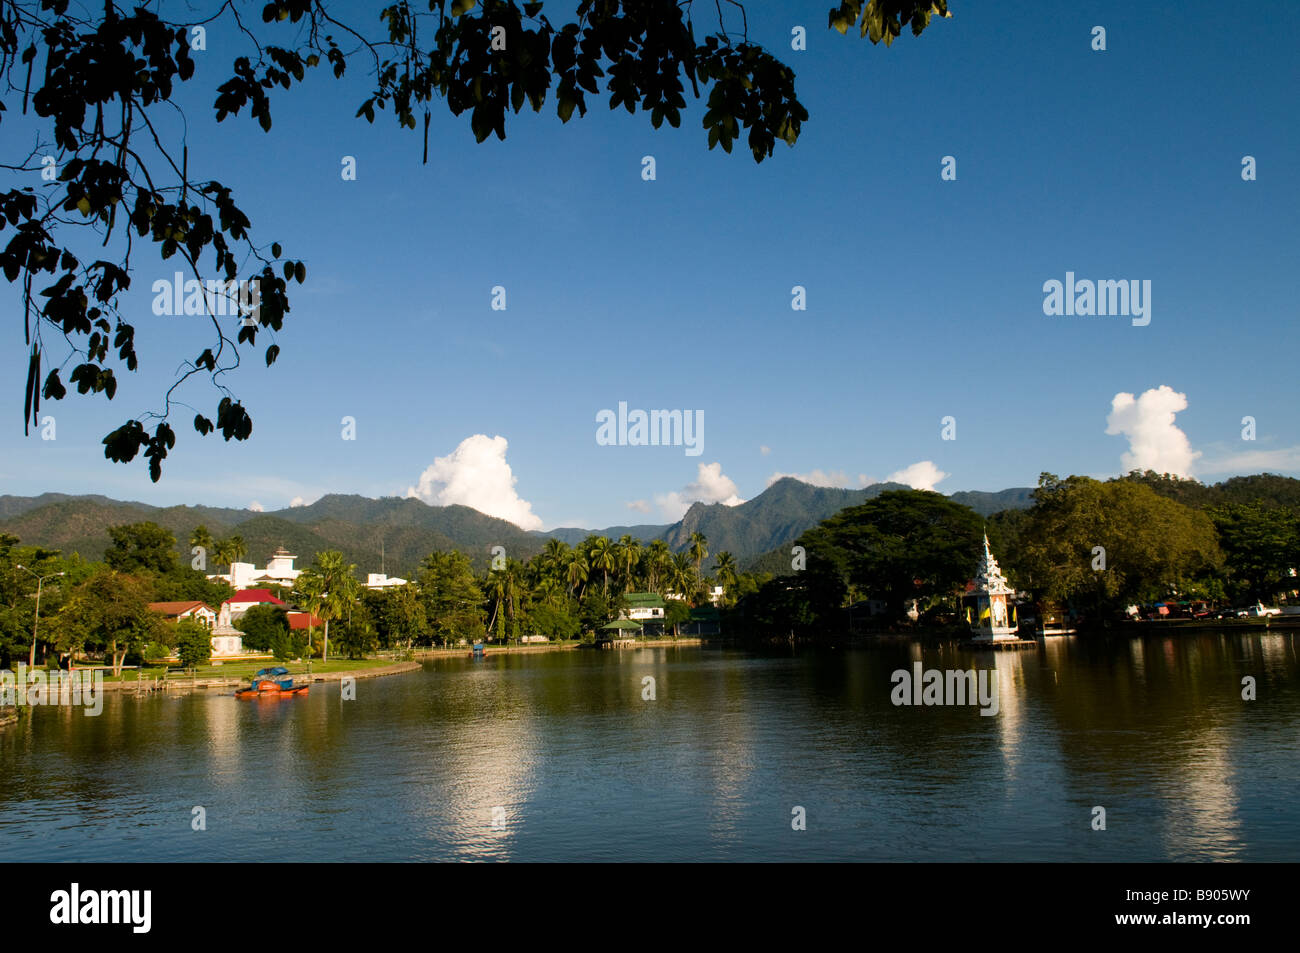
[3,632,1298,862]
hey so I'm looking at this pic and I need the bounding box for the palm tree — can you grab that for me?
[668,552,694,603]
[688,532,708,579]
[713,551,737,585]
[616,535,641,593]
[542,537,570,573]
[485,559,523,643]
[535,575,564,609]
[646,539,671,592]
[588,536,616,599]
[190,525,214,568]
[213,535,248,574]
[565,552,589,601]
[540,538,571,599]
[293,569,325,657]
[305,550,359,663]
[713,551,738,607]
[213,538,236,573]
[688,532,708,593]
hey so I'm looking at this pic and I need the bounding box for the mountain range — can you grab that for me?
[0,479,1036,578]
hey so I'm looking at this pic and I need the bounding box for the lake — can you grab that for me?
[2,631,1298,862]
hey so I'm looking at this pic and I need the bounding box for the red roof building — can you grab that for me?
[226,589,286,606]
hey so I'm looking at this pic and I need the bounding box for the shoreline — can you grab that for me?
[94,659,423,693]
[413,637,706,658]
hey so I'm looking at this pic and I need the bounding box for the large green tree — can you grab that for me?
[1,533,76,667]
[2,1,949,478]
[104,521,178,575]
[54,569,160,674]
[175,617,213,668]
[418,550,486,647]
[366,584,429,649]
[1207,501,1299,603]
[333,607,378,660]
[802,489,985,621]
[234,602,290,652]
[1011,474,1223,615]
[103,520,230,605]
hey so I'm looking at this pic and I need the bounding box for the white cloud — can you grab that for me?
[765,462,946,491]
[759,445,771,456]
[1196,445,1300,476]
[654,462,746,521]
[884,461,948,491]
[405,434,544,531]
[766,469,868,489]
[626,499,651,514]
[248,501,264,512]
[1105,385,1200,477]
[289,496,308,508]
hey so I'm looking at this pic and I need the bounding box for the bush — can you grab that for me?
[235,604,289,652]
[175,619,212,667]
[333,617,377,660]
[270,628,307,662]
[142,641,173,662]
[529,603,580,641]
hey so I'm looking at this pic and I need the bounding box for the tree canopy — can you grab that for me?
[1007,474,1223,613]
[803,488,985,618]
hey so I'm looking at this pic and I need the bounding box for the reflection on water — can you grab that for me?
[1,631,1297,862]
[993,650,1026,778]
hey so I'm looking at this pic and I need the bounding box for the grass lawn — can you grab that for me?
[96,657,407,683]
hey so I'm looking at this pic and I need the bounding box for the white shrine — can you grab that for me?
[964,534,1019,641]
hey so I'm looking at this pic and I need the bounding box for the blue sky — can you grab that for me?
[3,1,1297,530]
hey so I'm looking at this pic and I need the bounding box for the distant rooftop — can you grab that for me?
[625,592,665,607]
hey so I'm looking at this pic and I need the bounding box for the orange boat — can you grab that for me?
[235,667,310,699]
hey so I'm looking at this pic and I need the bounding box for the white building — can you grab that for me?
[208,546,302,591]
[148,601,217,628]
[623,593,666,621]
[147,600,246,657]
[365,572,408,590]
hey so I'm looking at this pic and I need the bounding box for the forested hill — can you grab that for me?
[0,494,541,579]
[1115,472,1300,509]
[0,479,1039,572]
[0,479,1039,573]
[741,472,1300,575]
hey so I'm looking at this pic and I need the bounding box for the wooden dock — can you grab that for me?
[958,638,1039,651]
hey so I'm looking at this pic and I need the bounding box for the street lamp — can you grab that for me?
[16,565,65,668]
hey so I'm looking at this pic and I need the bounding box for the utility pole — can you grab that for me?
[17,566,65,667]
